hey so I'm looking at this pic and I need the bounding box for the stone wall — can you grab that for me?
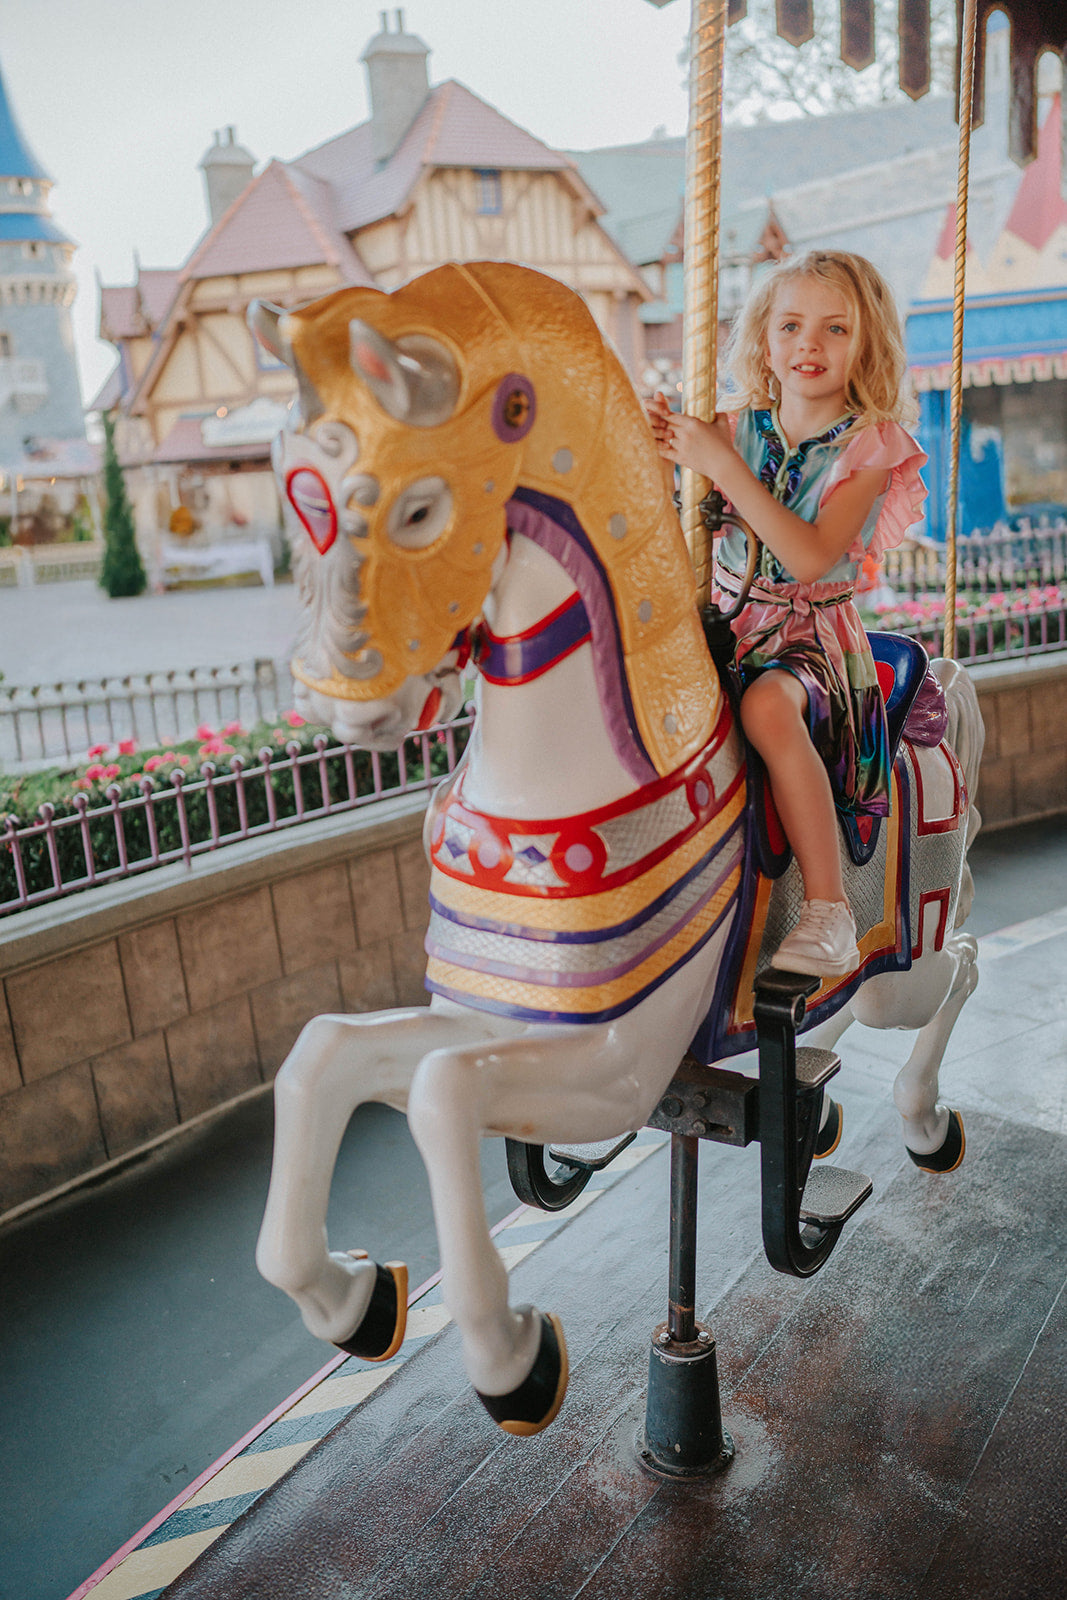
[968,655,1067,829]
[1,655,1065,1220]
[0,794,433,1219]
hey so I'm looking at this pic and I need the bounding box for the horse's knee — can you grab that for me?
[274,1013,355,1097]
[408,1049,476,1147]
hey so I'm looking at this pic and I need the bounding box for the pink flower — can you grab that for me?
[87,743,110,759]
[103,764,121,780]
[196,723,216,740]
[283,710,306,728]
[117,738,138,756]
[84,763,106,781]
[224,721,245,736]
[143,755,162,772]
[199,738,236,758]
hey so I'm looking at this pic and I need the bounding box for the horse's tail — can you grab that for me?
[931,656,985,927]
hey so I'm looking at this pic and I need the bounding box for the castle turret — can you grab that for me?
[198,126,256,226]
[361,9,431,165]
[0,57,86,456]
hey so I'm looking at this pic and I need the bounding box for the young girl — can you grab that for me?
[647,250,927,979]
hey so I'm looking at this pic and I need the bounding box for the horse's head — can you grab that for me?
[253,261,718,771]
[250,263,600,746]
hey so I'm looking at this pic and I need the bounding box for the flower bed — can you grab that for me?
[1,711,470,914]
[862,583,1067,662]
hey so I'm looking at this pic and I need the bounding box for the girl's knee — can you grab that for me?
[740,675,806,745]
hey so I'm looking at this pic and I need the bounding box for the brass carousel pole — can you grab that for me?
[944,0,980,661]
[681,0,729,606]
[638,0,734,1483]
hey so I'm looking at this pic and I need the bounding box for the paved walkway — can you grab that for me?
[0,580,301,686]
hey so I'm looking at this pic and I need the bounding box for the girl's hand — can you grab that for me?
[644,391,676,450]
[644,393,733,476]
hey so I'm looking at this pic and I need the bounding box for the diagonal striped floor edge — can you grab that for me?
[69,1129,670,1600]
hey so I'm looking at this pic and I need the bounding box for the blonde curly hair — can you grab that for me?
[724,250,914,426]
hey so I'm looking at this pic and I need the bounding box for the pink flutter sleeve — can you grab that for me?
[819,420,928,562]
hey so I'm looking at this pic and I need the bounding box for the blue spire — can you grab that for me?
[0,59,50,183]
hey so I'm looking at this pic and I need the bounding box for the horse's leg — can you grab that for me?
[256,1006,512,1346]
[853,931,978,1159]
[407,1021,656,1409]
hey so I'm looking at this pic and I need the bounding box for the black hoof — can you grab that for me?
[907,1109,965,1174]
[476,1312,569,1437]
[814,1097,843,1159]
[333,1260,408,1361]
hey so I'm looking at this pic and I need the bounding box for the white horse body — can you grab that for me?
[250,263,983,1423]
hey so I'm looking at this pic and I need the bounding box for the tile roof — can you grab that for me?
[296,79,580,235]
[99,269,180,340]
[137,268,182,325]
[181,159,374,283]
[570,93,986,271]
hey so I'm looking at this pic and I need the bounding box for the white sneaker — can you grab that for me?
[770,899,859,979]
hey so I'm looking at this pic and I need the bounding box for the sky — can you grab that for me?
[0,0,693,405]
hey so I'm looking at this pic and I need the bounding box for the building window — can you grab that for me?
[22,241,44,260]
[8,178,34,197]
[475,169,502,215]
[0,332,10,359]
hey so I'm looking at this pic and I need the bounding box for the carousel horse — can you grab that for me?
[250,262,983,1437]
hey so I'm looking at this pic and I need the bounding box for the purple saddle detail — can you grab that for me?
[903,669,949,747]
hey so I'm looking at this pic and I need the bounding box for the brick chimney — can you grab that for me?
[361,9,431,166]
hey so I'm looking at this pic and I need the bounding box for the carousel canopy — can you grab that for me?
[649,1,1067,164]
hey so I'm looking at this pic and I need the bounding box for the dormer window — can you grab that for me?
[22,241,44,260]
[475,169,502,216]
[9,178,34,197]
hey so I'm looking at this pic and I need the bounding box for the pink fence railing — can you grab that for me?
[1,713,472,918]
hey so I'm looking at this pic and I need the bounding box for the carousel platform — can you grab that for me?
[85,902,1067,1600]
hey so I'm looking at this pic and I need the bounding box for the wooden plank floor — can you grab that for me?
[166,919,1067,1600]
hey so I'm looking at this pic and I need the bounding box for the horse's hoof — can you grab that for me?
[476,1312,569,1437]
[333,1260,408,1361]
[906,1110,965,1174]
[814,1097,843,1159]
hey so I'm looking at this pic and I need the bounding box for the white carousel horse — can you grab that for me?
[249,263,983,1436]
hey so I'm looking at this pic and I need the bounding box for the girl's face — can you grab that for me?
[765,275,854,418]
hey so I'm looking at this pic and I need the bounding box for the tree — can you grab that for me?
[99,412,146,598]
[711,0,958,124]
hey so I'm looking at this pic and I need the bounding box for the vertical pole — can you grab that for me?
[641,1130,733,1478]
[944,0,979,660]
[667,1134,699,1343]
[681,0,729,606]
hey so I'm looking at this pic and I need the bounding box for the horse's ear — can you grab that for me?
[349,319,459,427]
[248,301,293,365]
[248,300,326,426]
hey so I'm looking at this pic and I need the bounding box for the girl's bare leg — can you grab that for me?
[740,670,846,904]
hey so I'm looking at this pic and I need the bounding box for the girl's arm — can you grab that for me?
[649,400,885,584]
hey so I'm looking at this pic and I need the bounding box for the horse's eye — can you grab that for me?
[388,477,452,550]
